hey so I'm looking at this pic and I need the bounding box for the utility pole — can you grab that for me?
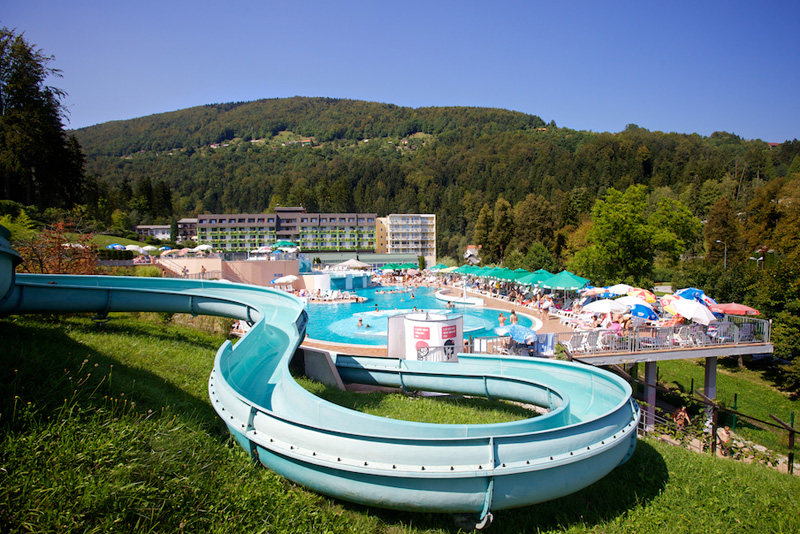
[715,240,727,270]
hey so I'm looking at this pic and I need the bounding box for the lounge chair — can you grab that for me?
[738,323,756,342]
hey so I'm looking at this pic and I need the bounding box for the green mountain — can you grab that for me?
[72,96,800,259]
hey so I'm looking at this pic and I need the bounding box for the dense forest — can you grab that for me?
[71,97,800,264]
[74,97,800,274]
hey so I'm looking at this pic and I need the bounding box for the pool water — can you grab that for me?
[305,286,531,345]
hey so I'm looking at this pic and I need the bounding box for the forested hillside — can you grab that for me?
[73,97,800,263]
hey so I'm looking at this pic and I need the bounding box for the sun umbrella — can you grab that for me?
[671,299,718,325]
[709,303,760,316]
[659,294,682,315]
[335,258,371,269]
[582,287,611,297]
[494,324,537,344]
[627,288,656,303]
[142,245,158,251]
[628,304,658,321]
[106,243,126,250]
[125,244,144,254]
[158,246,172,251]
[607,283,635,295]
[194,244,213,251]
[272,240,298,248]
[271,275,299,284]
[615,295,654,309]
[583,299,629,315]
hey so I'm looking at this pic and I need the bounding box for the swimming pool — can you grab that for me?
[305,286,533,345]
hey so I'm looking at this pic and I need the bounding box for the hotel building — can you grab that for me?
[195,207,377,252]
[375,213,437,266]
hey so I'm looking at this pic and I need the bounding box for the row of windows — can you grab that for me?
[198,217,376,225]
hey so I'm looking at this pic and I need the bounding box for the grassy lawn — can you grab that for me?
[297,377,538,425]
[2,314,799,533]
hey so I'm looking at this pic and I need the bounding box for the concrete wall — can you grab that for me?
[160,257,223,276]
[223,260,300,287]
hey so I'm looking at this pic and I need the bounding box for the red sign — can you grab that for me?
[413,326,430,340]
[441,325,457,339]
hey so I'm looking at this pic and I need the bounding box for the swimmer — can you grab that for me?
[365,324,371,328]
[357,318,363,327]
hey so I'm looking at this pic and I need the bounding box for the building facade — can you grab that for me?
[177,218,198,243]
[134,224,171,241]
[375,213,437,266]
[195,207,377,252]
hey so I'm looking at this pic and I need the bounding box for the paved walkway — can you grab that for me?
[300,284,569,357]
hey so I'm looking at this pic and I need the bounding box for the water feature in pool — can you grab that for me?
[305,286,532,345]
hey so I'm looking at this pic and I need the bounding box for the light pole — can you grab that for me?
[749,256,764,270]
[716,240,727,270]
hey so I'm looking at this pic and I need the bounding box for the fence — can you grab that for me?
[630,375,796,474]
[469,317,771,359]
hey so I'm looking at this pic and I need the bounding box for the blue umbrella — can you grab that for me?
[159,246,172,251]
[676,287,718,307]
[493,324,537,344]
[675,287,705,301]
[628,304,658,321]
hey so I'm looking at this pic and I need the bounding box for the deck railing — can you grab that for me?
[469,315,771,358]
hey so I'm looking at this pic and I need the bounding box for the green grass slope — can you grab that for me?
[1,314,798,533]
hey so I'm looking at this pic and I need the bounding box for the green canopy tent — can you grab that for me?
[272,240,298,248]
[516,269,554,286]
[539,270,590,291]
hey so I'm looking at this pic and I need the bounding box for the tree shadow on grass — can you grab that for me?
[0,316,224,435]
[718,355,799,400]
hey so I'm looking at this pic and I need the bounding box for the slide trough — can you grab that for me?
[0,228,639,522]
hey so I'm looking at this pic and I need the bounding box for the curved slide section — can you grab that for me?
[0,234,639,519]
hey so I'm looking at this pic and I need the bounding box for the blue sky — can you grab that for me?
[6,1,799,142]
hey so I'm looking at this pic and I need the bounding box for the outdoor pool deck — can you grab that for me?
[299,283,773,432]
[301,284,773,362]
[300,285,564,357]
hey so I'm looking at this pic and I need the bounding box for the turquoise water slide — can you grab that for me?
[0,230,639,521]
